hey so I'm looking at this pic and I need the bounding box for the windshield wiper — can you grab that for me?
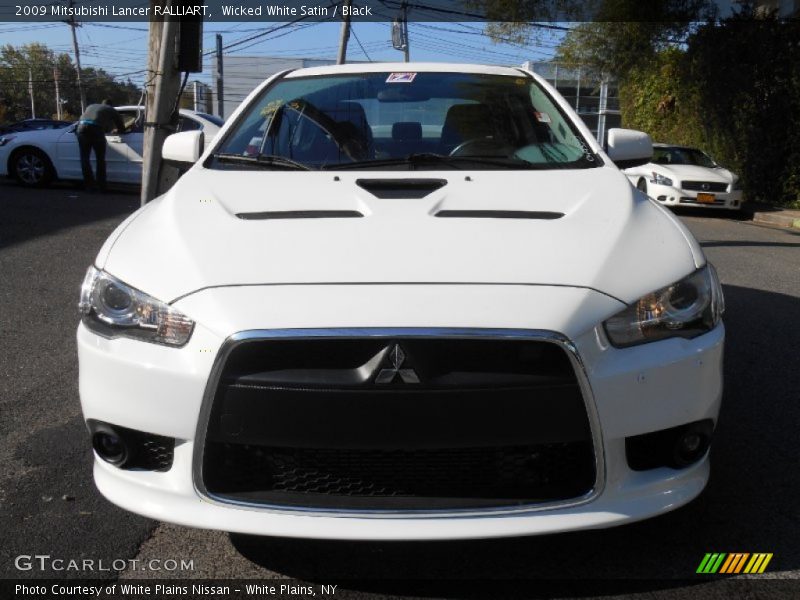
[324,153,536,171]
[213,153,310,171]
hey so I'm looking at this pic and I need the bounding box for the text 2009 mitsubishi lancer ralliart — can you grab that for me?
[78,63,724,540]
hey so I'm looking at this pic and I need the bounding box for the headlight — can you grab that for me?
[78,267,194,346]
[603,265,724,348]
[650,172,673,186]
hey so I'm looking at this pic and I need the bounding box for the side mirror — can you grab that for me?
[606,128,653,169]
[162,130,204,166]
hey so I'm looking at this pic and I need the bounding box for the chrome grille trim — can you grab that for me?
[192,328,606,519]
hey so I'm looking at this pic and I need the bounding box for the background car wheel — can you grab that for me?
[11,148,54,187]
[636,178,648,196]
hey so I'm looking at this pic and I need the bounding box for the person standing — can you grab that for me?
[76,100,125,191]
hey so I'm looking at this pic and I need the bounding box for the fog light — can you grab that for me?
[673,430,709,467]
[626,419,714,471]
[87,419,174,471]
[92,431,129,466]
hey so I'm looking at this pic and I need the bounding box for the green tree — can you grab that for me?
[475,0,800,205]
[472,0,714,78]
[0,43,141,124]
[620,9,800,205]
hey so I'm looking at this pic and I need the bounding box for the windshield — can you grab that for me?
[653,147,717,168]
[211,72,600,171]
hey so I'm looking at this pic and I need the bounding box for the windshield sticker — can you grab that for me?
[386,72,417,83]
[578,139,597,162]
[534,111,552,123]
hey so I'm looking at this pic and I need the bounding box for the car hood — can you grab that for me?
[654,164,734,182]
[99,165,703,305]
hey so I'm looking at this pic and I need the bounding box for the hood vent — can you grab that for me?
[237,210,364,220]
[435,210,564,220]
[356,178,447,199]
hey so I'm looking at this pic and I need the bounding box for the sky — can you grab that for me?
[0,20,564,90]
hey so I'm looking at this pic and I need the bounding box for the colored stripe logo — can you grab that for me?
[697,553,773,574]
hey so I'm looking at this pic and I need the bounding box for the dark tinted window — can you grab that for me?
[178,117,202,132]
[653,147,716,168]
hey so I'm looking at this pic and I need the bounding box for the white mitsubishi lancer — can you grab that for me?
[77,63,724,540]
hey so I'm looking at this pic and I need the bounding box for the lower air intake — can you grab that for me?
[204,441,595,510]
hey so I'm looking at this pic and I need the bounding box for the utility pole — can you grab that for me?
[54,67,62,119]
[392,3,410,61]
[192,80,199,112]
[66,0,86,113]
[337,0,352,64]
[402,2,410,62]
[215,34,224,119]
[28,68,35,118]
[141,3,182,205]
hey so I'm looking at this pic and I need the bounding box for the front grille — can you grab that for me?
[199,336,596,511]
[204,441,595,509]
[681,181,728,192]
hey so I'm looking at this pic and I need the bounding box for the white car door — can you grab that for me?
[121,132,144,183]
[54,126,83,180]
[106,109,143,183]
[55,128,131,183]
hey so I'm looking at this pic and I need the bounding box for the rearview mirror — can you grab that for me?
[377,87,431,102]
[162,130,204,166]
[606,128,653,169]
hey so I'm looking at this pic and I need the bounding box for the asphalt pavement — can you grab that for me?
[1,180,798,599]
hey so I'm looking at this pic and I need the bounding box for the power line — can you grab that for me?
[218,17,315,53]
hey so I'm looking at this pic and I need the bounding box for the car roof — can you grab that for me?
[115,105,202,118]
[286,62,528,79]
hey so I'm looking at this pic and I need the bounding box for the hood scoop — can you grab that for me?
[435,210,564,220]
[356,178,447,199]
[237,210,364,220]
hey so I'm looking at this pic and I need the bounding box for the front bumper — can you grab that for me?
[78,284,723,540]
[647,182,743,209]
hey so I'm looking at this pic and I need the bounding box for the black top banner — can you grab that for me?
[0,0,738,23]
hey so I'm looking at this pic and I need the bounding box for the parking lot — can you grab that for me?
[1,179,798,598]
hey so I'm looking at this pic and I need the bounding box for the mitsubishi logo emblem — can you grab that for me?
[702,183,710,191]
[375,344,420,384]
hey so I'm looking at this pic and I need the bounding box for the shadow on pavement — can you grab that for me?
[229,284,800,597]
[671,206,752,221]
[701,241,800,248]
[0,180,139,249]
